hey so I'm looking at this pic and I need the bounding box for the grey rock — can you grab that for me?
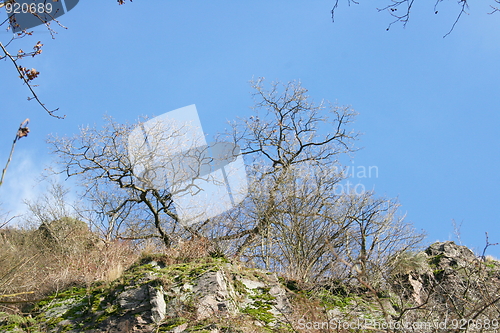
[192,270,237,320]
[117,284,150,313]
[425,240,476,267]
[149,285,167,323]
[8,259,293,332]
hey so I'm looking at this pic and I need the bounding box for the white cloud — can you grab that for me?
[0,147,52,226]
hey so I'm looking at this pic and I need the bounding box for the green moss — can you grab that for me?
[6,314,26,325]
[59,300,87,318]
[24,275,124,331]
[241,286,278,327]
[32,286,88,313]
[0,324,18,331]
[249,287,275,301]
[153,257,228,286]
[0,313,37,330]
[233,279,247,294]
[47,315,65,326]
[33,299,50,308]
[303,287,354,311]
[242,305,275,325]
[2,255,291,332]
[316,290,352,310]
[159,317,188,330]
[433,269,444,277]
[429,254,444,268]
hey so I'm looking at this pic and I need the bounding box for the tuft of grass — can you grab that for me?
[0,232,139,313]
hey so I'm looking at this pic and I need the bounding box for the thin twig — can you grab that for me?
[488,0,500,14]
[0,291,35,299]
[443,0,469,38]
[481,232,499,261]
[0,215,17,229]
[0,41,63,118]
[0,119,30,188]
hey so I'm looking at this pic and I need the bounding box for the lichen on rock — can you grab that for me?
[7,256,292,332]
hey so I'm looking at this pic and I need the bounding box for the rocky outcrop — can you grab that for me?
[424,240,477,268]
[392,241,479,305]
[391,241,500,324]
[2,241,499,332]
[1,257,292,332]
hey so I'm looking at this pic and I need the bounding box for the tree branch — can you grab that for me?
[0,41,63,118]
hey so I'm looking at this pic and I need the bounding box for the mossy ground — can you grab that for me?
[0,255,407,333]
[0,256,288,332]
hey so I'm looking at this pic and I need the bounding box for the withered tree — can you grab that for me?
[335,191,425,287]
[207,79,359,278]
[207,79,424,284]
[48,116,214,247]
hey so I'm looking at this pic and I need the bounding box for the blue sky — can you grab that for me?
[1,1,499,256]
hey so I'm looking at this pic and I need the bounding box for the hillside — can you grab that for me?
[1,241,499,332]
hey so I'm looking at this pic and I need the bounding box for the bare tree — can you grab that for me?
[47,78,358,267]
[210,79,359,275]
[48,115,224,247]
[336,191,425,287]
[252,162,352,282]
[206,80,426,288]
[24,180,74,226]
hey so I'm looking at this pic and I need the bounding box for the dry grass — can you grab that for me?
[485,254,499,262]
[0,227,139,314]
[0,231,224,315]
[136,236,217,267]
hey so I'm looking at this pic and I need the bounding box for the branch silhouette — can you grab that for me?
[0,118,30,188]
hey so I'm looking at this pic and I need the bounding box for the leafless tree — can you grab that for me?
[47,78,359,269]
[208,79,359,279]
[336,191,425,287]
[24,180,74,225]
[205,81,426,289]
[48,116,221,247]
[252,162,355,282]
